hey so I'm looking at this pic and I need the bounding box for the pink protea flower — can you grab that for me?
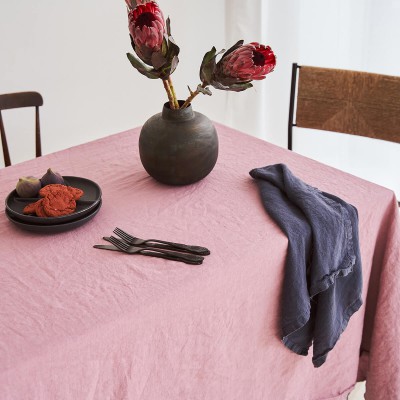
[219,42,276,81]
[128,1,165,64]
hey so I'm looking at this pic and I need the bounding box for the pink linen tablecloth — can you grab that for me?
[0,124,399,400]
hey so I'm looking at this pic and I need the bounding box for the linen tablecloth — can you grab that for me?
[0,124,399,400]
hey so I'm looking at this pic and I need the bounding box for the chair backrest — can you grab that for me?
[288,63,400,150]
[0,91,43,167]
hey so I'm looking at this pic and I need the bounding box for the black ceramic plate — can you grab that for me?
[5,199,102,233]
[5,176,101,225]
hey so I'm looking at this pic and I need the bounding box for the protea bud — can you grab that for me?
[200,41,276,92]
[128,1,165,65]
[126,9,180,81]
[219,42,275,81]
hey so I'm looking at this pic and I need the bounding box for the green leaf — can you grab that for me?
[199,46,224,85]
[166,36,180,60]
[220,40,244,61]
[202,47,217,64]
[158,65,171,80]
[199,47,216,84]
[156,17,180,78]
[228,82,253,92]
[126,53,160,79]
[170,55,179,74]
[197,85,212,96]
[211,80,253,92]
[161,36,168,57]
[166,17,172,37]
[151,51,167,70]
[157,55,179,79]
[126,52,147,70]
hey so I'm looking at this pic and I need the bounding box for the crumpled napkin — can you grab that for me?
[250,163,363,367]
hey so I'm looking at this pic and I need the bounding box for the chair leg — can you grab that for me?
[288,63,299,151]
[0,111,11,167]
[35,107,42,158]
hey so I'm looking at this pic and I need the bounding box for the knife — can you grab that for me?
[93,243,203,265]
[93,244,121,252]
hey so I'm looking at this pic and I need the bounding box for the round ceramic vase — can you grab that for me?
[139,102,219,185]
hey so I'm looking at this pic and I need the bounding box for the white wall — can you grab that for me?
[0,0,226,164]
[1,0,399,198]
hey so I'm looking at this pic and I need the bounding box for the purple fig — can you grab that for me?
[15,176,41,197]
[40,168,65,186]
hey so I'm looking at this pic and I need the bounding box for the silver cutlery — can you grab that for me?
[101,236,204,265]
[113,227,210,255]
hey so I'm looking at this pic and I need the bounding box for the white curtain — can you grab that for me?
[224,0,400,196]
[223,0,267,140]
[224,0,301,144]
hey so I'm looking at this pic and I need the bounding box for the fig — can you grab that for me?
[15,176,41,198]
[40,168,65,186]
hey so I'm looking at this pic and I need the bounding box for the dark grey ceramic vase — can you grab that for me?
[139,102,218,185]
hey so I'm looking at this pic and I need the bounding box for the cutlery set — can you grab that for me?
[94,227,210,265]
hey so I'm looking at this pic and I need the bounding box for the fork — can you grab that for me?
[103,236,204,265]
[113,227,210,255]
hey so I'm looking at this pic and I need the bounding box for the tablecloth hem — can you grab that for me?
[316,383,356,400]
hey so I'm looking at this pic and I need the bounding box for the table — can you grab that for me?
[1,124,399,400]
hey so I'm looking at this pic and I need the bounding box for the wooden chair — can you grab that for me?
[287,64,400,205]
[0,91,43,167]
[288,63,400,150]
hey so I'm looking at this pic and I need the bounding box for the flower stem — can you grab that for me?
[181,83,207,109]
[168,77,180,109]
[162,79,177,109]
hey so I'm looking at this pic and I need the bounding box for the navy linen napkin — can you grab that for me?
[249,164,363,367]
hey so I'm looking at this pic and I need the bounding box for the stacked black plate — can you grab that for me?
[5,176,102,233]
